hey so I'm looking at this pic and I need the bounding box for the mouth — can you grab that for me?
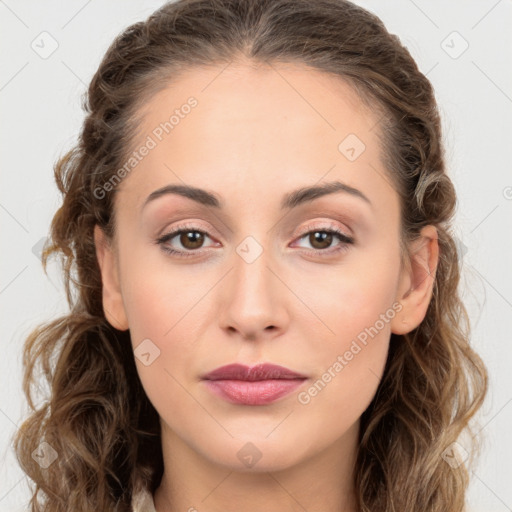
[201,363,308,405]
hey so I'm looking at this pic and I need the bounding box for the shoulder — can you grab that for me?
[131,487,157,512]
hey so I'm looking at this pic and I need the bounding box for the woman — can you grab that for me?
[15,0,488,510]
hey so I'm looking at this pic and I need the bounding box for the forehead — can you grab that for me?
[134,60,377,145]
[115,61,393,216]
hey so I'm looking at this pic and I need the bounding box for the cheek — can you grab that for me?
[294,237,401,341]
[293,300,395,439]
[121,265,202,421]
[297,336,389,441]
[116,243,206,390]
[293,244,401,414]
[120,245,208,344]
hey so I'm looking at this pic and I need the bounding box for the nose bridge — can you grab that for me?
[233,233,278,308]
[218,232,289,338]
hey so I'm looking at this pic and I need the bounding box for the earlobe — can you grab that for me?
[93,224,129,331]
[391,225,439,335]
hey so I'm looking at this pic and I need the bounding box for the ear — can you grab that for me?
[94,224,129,331]
[390,225,439,335]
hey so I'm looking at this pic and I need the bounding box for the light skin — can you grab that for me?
[94,60,438,512]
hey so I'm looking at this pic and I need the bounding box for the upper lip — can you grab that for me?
[201,363,307,381]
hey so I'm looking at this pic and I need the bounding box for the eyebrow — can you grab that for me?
[142,180,372,211]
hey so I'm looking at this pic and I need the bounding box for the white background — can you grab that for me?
[1,1,511,510]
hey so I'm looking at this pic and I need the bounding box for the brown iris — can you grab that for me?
[309,231,333,250]
[180,231,205,250]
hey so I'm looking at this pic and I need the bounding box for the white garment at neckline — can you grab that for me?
[131,487,157,512]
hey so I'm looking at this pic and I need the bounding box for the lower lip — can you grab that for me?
[203,379,306,405]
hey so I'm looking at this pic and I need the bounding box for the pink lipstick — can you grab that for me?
[201,363,307,405]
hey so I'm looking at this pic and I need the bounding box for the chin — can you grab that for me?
[198,434,311,473]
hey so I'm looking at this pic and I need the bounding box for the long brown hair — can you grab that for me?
[14,1,488,510]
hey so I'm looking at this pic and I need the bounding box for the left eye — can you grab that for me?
[294,228,354,251]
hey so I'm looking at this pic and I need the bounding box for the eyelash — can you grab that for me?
[155,222,354,259]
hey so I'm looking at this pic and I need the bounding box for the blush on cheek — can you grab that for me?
[121,273,183,337]
[306,327,391,420]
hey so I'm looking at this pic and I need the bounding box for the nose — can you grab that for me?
[217,239,290,342]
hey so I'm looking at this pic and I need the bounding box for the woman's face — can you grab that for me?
[95,61,432,472]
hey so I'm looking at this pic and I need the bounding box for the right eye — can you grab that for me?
[156,224,220,258]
